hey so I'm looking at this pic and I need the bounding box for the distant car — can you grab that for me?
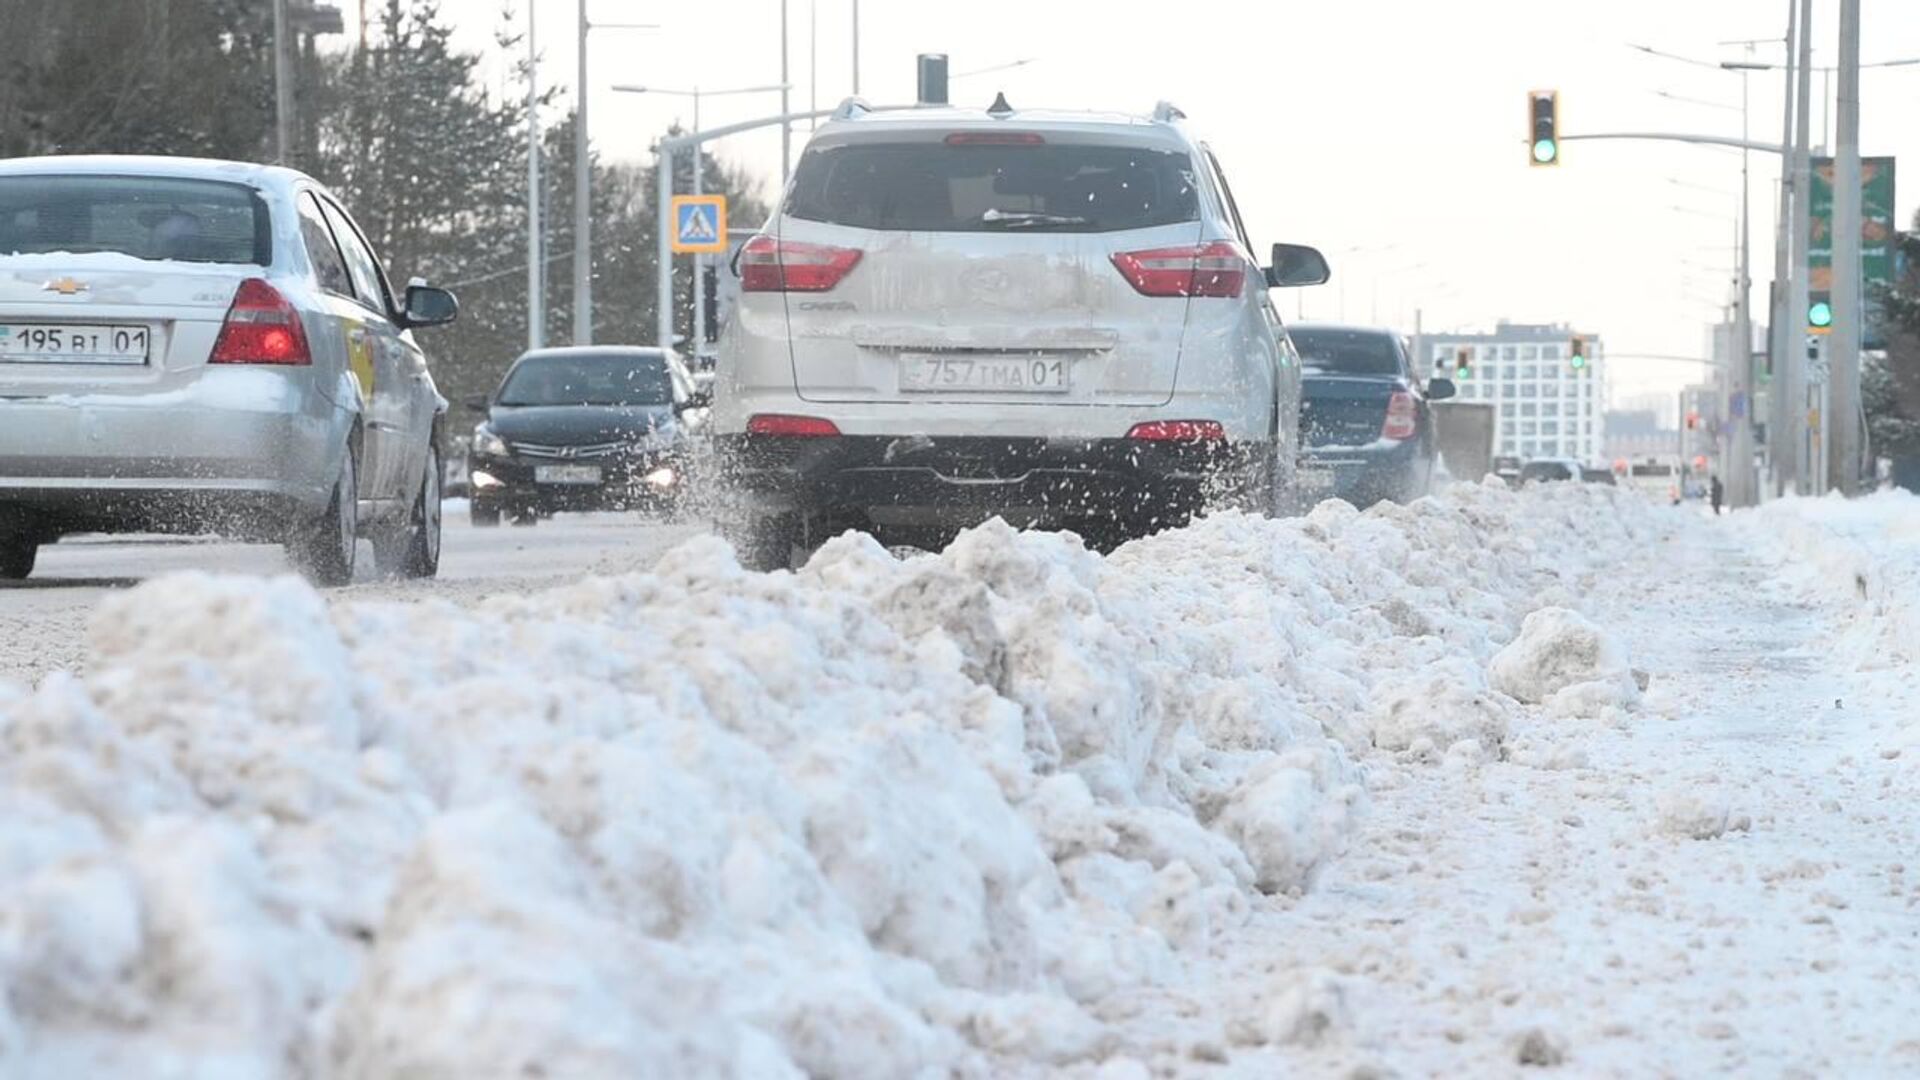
[1493,454,1524,488]
[1580,467,1617,485]
[1288,323,1454,506]
[466,346,703,526]
[713,98,1328,569]
[0,155,459,584]
[1519,458,1581,485]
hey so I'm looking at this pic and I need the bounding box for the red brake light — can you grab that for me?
[1382,391,1418,440]
[944,132,1046,145]
[747,414,842,437]
[1110,242,1247,298]
[1127,420,1225,443]
[739,235,863,293]
[210,278,311,365]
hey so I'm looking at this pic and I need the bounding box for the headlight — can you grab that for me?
[643,466,678,489]
[472,423,508,457]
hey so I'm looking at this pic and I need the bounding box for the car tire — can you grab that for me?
[510,511,538,528]
[470,502,501,528]
[724,511,801,572]
[0,535,36,580]
[289,446,358,587]
[375,443,442,579]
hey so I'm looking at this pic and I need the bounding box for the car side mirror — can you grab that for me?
[403,284,460,329]
[1264,243,1331,288]
[1427,377,1457,401]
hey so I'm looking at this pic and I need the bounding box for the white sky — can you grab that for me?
[415,0,1920,405]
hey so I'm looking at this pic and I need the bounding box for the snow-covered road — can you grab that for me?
[1,485,1916,1077]
[0,509,701,683]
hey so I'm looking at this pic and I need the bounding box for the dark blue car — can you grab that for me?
[1288,324,1454,506]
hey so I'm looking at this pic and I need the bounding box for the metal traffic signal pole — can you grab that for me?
[1829,0,1863,494]
[1788,0,1815,492]
[1766,0,1800,497]
[1728,66,1756,508]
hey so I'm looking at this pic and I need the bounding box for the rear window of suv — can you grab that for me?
[0,175,270,265]
[786,140,1199,233]
[1290,328,1405,376]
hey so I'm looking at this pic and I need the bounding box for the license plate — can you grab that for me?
[899,353,1070,394]
[534,465,602,485]
[1295,466,1336,491]
[0,323,151,365]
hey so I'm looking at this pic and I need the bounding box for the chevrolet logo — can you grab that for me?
[42,277,89,296]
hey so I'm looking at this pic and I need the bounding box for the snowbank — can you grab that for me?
[0,481,1658,1076]
[1740,491,1920,669]
[1488,606,1639,711]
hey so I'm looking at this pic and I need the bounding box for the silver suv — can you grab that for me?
[712,99,1328,569]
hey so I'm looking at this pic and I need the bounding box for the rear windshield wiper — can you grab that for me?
[980,208,1090,229]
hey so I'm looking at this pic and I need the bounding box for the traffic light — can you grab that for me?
[1529,90,1560,167]
[1808,292,1833,335]
[1454,345,1473,379]
[1568,334,1589,370]
[1685,408,1700,430]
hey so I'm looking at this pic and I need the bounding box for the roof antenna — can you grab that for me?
[988,91,1014,117]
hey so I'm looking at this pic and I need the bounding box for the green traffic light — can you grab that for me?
[1532,139,1558,164]
[1808,300,1833,328]
[1570,354,1587,370]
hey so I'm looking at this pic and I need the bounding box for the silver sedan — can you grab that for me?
[0,155,458,584]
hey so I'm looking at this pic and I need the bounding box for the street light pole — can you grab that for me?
[1728,61,1756,508]
[1830,0,1863,493]
[1789,0,1814,492]
[850,0,860,95]
[780,0,791,185]
[527,5,544,351]
[273,0,293,165]
[1767,0,1798,497]
[573,0,590,346]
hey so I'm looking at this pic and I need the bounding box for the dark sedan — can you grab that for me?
[1288,324,1454,507]
[466,347,704,526]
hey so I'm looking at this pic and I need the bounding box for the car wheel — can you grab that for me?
[0,535,36,580]
[470,501,501,528]
[724,511,801,572]
[376,443,442,579]
[289,446,358,587]
[510,511,539,527]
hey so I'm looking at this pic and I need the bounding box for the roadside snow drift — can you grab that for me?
[0,481,1657,1077]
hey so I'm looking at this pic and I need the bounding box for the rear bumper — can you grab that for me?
[0,368,348,536]
[468,450,684,515]
[718,433,1238,526]
[1300,439,1425,503]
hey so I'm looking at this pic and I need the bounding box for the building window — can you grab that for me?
[1521,440,1538,456]
[1519,382,1538,397]
[1521,346,1539,360]
[1501,403,1517,418]
[1539,441,1559,457]
[1520,421,1538,436]
[1541,383,1559,398]
[1503,346,1518,360]
[1520,402,1537,417]
[1542,345,1562,360]
[1502,383,1518,398]
[1520,364,1538,380]
[1542,420,1559,435]
[1542,402,1559,417]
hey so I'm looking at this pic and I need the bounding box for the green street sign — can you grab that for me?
[1809,156,1896,347]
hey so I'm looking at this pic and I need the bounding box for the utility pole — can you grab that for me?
[851,0,860,95]
[1788,0,1814,491]
[573,0,591,346]
[527,6,544,351]
[1767,0,1798,497]
[1830,0,1862,493]
[273,0,293,165]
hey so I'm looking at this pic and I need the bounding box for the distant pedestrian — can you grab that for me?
[1709,475,1724,516]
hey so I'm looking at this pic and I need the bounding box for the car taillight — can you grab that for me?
[1382,391,1418,440]
[209,278,311,365]
[1127,420,1225,442]
[739,235,863,293]
[1110,241,1247,298]
[747,413,841,437]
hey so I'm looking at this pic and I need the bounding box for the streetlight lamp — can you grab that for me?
[572,5,658,346]
[614,82,790,354]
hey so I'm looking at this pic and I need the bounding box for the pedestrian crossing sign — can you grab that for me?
[672,195,728,254]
